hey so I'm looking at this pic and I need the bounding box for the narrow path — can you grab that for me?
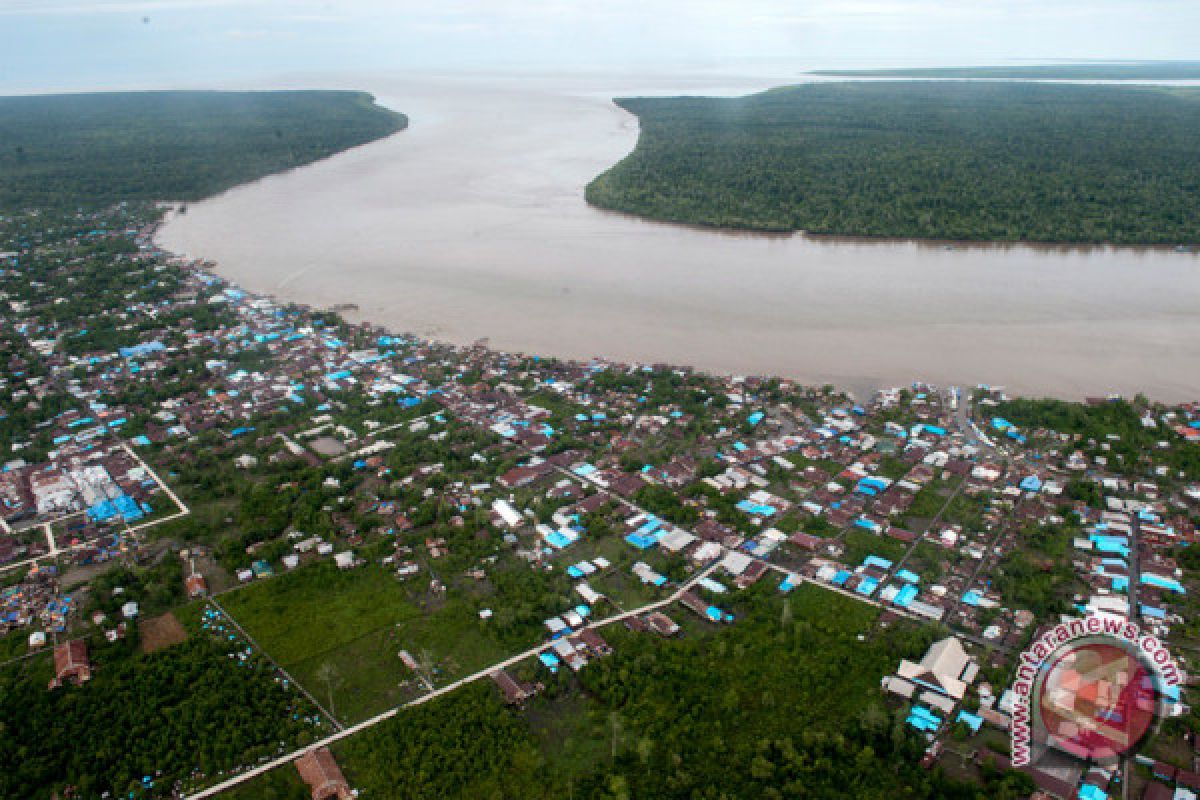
[184,562,718,799]
[42,523,58,558]
[0,443,190,576]
[877,478,964,590]
[945,521,1008,621]
[207,595,344,732]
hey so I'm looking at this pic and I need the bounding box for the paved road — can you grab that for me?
[184,561,718,799]
[952,388,995,452]
[0,443,191,576]
[188,398,1020,798]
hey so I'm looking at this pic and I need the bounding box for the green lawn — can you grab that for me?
[840,528,909,567]
[320,583,976,798]
[220,563,422,665]
[220,561,540,723]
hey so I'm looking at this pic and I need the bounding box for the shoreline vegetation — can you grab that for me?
[0,90,407,210]
[808,61,1200,81]
[585,81,1200,245]
[1,84,1198,799]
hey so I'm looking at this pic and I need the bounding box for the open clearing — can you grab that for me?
[139,612,188,653]
[218,562,533,723]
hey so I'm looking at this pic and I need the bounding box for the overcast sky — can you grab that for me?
[2,0,1197,92]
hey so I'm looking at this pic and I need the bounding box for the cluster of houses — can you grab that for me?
[6,211,1200,799]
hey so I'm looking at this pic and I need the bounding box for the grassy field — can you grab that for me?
[840,527,909,566]
[219,561,535,723]
[315,582,957,798]
[224,766,310,800]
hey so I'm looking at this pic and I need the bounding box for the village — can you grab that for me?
[3,205,1200,800]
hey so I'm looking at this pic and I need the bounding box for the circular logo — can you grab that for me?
[1036,641,1158,761]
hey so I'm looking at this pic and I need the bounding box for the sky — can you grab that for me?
[1,0,1197,93]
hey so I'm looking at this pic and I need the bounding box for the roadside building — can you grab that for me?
[490,669,540,706]
[295,747,353,800]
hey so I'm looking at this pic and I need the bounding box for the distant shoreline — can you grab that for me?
[586,82,1200,247]
[154,76,1200,405]
[808,61,1200,81]
[586,202,1199,254]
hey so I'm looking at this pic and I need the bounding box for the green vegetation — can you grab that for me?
[841,528,908,566]
[0,90,406,209]
[991,521,1082,617]
[992,397,1200,480]
[342,683,548,799]
[219,562,537,723]
[0,634,321,798]
[587,82,1200,244]
[811,62,1200,80]
[327,584,1029,798]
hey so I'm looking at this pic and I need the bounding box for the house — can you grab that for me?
[185,573,208,598]
[680,590,732,623]
[490,669,540,706]
[789,532,822,551]
[295,746,354,800]
[736,559,769,589]
[644,611,680,637]
[49,640,91,689]
[884,636,977,702]
[574,628,613,657]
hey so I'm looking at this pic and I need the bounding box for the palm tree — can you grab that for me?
[314,661,341,723]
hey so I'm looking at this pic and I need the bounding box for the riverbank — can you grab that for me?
[586,83,1200,244]
[156,74,1200,403]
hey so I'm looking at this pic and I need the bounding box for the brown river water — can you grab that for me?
[157,73,1200,402]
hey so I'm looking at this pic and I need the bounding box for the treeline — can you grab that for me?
[586,82,1200,244]
[811,63,1200,80]
[333,585,1034,799]
[0,90,407,209]
[0,636,321,798]
[991,397,1200,481]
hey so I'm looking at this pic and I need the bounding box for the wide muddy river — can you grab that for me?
[158,73,1200,401]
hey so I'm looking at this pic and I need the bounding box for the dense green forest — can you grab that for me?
[811,62,1200,80]
[586,82,1200,243]
[327,586,1033,799]
[0,90,406,209]
[0,634,323,798]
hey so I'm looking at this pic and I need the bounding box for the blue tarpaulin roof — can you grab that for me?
[894,584,919,607]
[956,711,983,733]
[1141,574,1186,594]
[119,341,165,359]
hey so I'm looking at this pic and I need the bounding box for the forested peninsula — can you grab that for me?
[586,82,1200,244]
[0,90,406,210]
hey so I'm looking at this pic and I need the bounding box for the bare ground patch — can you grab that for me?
[140,612,188,653]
